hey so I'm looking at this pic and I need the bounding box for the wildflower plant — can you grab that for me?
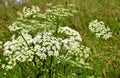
[1,4,92,78]
[9,4,77,34]
[88,19,112,40]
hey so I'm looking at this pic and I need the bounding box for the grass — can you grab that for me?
[0,0,120,78]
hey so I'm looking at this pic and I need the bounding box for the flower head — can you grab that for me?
[89,19,112,40]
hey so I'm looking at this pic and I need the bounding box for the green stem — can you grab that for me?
[18,63,25,78]
[64,65,66,76]
[56,24,59,34]
[19,31,30,47]
[55,16,60,35]
[36,60,46,78]
[49,56,53,78]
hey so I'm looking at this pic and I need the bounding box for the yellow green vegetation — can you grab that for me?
[0,0,120,78]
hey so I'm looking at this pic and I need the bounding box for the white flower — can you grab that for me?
[103,32,112,40]
[28,58,33,62]
[39,53,46,59]
[52,46,56,51]
[48,51,54,56]
[34,45,41,51]
[1,64,5,69]
[3,50,11,56]
[58,27,82,41]
[89,19,112,40]
[8,61,12,65]
[6,65,13,70]
[54,51,59,57]
[9,23,23,31]
[79,59,85,65]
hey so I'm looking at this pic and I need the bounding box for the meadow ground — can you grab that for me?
[0,0,120,78]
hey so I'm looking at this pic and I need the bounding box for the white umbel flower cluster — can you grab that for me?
[2,32,34,70]
[33,31,62,57]
[2,5,91,71]
[18,6,40,19]
[9,4,77,33]
[58,27,82,41]
[58,27,82,51]
[89,19,112,40]
[2,26,91,70]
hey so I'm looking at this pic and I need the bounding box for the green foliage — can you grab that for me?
[0,0,120,78]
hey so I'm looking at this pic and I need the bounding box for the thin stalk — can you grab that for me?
[19,31,30,47]
[55,16,60,35]
[36,60,46,78]
[18,62,25,78]
[64,65,66,76]
[49,56,53,78]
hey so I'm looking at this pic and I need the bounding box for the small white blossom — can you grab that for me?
[89,19,112,40]
[6,65,13,70]
[3,50,11,56]
[54,51,59,57]
[48,51,54,56]
[1,64,5,69]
